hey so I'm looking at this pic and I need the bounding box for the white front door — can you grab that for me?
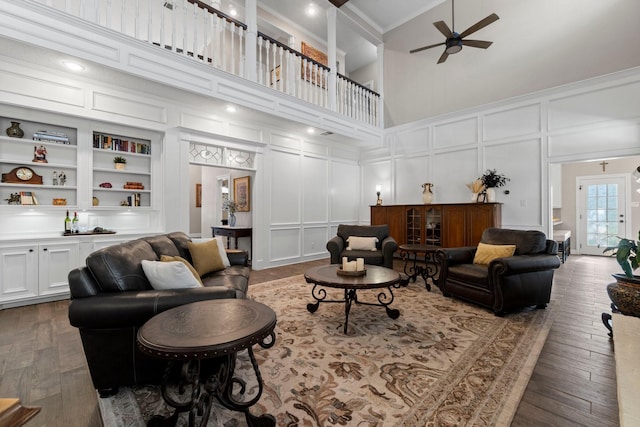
[577,175,629,256]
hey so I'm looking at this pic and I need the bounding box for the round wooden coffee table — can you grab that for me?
[137,299,277,427]
[304,264,407,333]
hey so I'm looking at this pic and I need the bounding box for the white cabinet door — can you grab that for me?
[0,244,38,302]
[38,242,79,296]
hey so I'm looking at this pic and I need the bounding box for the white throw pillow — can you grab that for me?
[190,237,231,267]
[346,236,379,251]
[141,260,203,290]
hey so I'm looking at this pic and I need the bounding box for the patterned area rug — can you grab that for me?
[99,274,556,426]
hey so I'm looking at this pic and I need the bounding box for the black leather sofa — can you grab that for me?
[67,232,250,396]
[327,224,398,269]
[435,228,561,315]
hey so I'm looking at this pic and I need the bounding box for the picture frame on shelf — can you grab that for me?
[233,176,250,212]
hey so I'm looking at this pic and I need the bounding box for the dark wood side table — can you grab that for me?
[398,244,440,291]
[0,399,40,426]
[137,299,276,427]
[304,265,408,334]
[211,226,252,250]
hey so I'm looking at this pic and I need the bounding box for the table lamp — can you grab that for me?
[375,185,382,206]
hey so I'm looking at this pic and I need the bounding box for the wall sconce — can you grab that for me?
[375,185,382,206]
[633,166,640,183]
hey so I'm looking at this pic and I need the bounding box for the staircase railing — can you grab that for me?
[32,0,380,126]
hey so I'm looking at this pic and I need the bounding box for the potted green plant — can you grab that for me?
[603,230,640,317]
[478,169,509,202]
[603,230,640,282]
[113,156,127,170]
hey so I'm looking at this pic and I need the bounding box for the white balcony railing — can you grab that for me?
[33,0,381,127]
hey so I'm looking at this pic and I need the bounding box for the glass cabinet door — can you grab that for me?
[406,208,421,244]
[424,207,442,247]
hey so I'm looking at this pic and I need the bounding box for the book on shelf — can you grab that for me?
[93,133,151,154]
[33,130,70,144]
[126,193,141,207]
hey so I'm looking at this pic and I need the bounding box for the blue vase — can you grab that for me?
[229,213,236,227]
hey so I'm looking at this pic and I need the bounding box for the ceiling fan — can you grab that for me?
[328,0,349,8]
[410,0,499,64]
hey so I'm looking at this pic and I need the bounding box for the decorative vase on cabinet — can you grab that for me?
[6,121,24,138]
[229,213,236,227]
[422,183,433,204]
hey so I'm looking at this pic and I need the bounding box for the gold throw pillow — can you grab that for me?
[473,242,516,265]
[187,239,226,276]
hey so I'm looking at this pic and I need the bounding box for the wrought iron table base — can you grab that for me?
[306,285,400,334]
[601,302,619,338]
[399,247,438,291]
[149,334,276,427]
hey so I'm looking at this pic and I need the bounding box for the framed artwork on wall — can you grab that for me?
[234,176,250,212]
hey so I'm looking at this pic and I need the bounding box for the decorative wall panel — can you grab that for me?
[549,123,640,159]
[270,228,300,261]
[548,81,640,131]
[303,155,329,223]
[434,117,478,149]
[484,104,541,141]
[92,92,167,123]
[303,226,328,256]
[330,160,360,222]
[271,150,300,224]
[395,127,429,154]
[394,155,430,204]
[432,149,478,203]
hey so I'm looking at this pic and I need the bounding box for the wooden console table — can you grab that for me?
[211,226,252,250]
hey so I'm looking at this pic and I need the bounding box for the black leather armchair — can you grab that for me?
[435,228,561,315]
[327,224,398,269]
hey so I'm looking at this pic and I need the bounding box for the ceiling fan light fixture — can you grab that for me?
[445,38,462,54]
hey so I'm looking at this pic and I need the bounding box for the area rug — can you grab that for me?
[99,274,556,426]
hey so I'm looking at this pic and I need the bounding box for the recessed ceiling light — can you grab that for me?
[305,3,317,16]
[226,105,237,113]
[229,8,237,16]
[62,60,85,72]
[307,127,315,134]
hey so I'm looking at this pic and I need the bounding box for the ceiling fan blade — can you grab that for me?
[328,0,349,7]
[410,41,445,54]
[437,50,449,64]
[459,13,499,39]
[433,21,453,38]
[461,39,493,49]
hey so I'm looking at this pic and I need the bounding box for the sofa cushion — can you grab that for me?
[160,255,203,285]
[473,242,516,265]
[448,264,490,288]
[85,239,157,292]
[141,260,202,290]
[143,234,181,258]
[337,224,389,249]
[346,236,379,251]
[190,238,230,267]
[188,239,225,276]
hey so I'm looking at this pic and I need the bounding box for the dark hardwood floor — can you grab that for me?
[0,255,619,426]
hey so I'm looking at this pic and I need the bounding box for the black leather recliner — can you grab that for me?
[435,228,561,315]
[67,232,250,396]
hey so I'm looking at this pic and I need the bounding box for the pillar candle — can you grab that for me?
[342,257,348,270]
[356,258,364,271]
[345,261,357,272]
